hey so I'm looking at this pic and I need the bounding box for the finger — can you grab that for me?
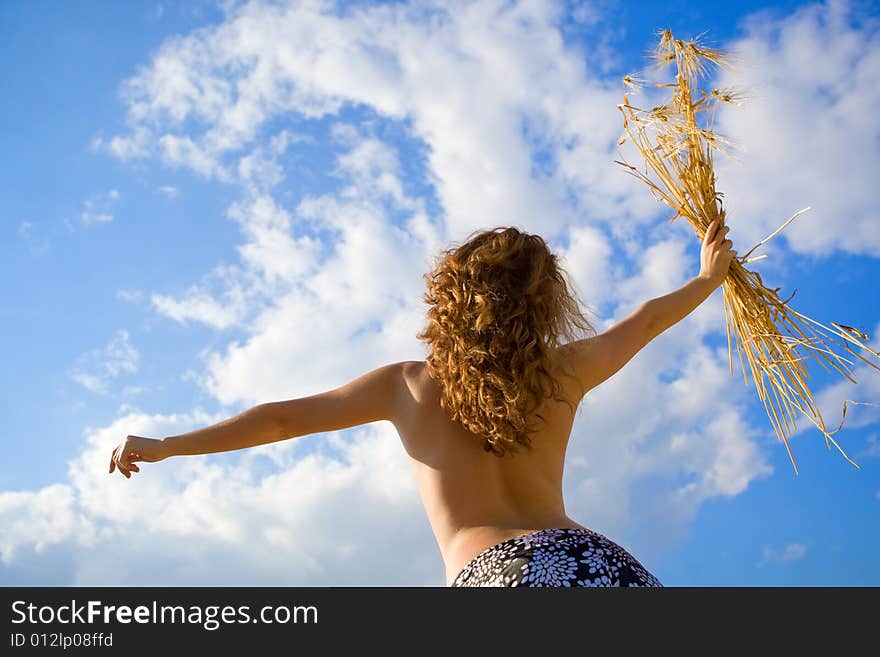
[109,457,115,474]
[715,225,730,243]
[112,455,129,477]
[703,219,716,243]
[129,463,140,472]
[703,219,719,244]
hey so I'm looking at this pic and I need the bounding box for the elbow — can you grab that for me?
[638,301,660,338]
[255,402,291,442]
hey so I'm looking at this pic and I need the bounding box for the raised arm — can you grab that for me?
[644,218,735,336]
[558,217,735,398]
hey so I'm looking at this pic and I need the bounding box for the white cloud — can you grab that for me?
[92,0,660,240]
[780,319,880,468]
[712,0,880,258]
[120,385,152,397]
[80,189,121,226]
[115,289,145,303]
[864,434,880,459]
[156,185,181,198]
[759,542,807,566]
[91,126,152,161]
[564,337,773,558]
[557,223,615,312]
[148,256,271,330]
[151,287,242,330]
[159,133,233,182]
[0,484,96,566]
[69,330,140,395]
[70,373,105,394]
[149,129,436,337]
[197,151,437,405]
[17,220,50,255]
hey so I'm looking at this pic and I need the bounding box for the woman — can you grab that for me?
[109,219,736,587]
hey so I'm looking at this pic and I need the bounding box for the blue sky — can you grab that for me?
[2,0,879,586]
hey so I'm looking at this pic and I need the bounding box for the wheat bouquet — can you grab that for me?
[614,29,879,474]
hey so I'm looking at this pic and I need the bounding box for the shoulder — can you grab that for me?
[397,359,436,407]
[373,360,421,409]
[400,359,429,394]
[401,359,427,380]
[551,306,657,398]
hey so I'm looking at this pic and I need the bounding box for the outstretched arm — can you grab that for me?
[158,402,287,458]
[109,361,408,477]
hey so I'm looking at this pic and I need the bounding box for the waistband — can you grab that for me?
[451,527,598,586]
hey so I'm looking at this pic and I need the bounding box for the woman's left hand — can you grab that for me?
[109,435,168,479]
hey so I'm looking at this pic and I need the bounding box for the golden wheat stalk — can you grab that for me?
[614,28,880,474]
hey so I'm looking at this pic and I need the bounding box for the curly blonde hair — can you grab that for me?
[416,226,598,457]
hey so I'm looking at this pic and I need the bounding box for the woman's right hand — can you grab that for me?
[699,217,737,284]
[109,434,169,479]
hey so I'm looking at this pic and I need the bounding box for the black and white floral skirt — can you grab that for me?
[450,527,663,587]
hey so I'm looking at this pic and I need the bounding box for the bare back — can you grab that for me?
[393,351,589,586]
